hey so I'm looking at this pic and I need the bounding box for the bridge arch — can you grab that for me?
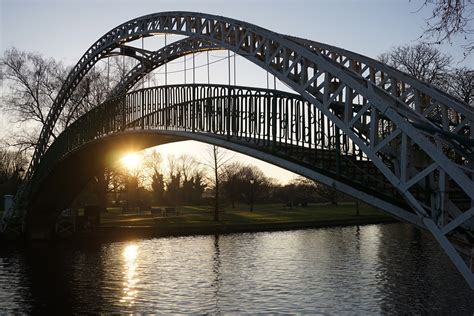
[21,12,474,288]
[30,13,472,177]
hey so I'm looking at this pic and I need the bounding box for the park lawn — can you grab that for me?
[99,202,395,229]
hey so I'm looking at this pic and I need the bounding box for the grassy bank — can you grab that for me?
[93,202,397,238]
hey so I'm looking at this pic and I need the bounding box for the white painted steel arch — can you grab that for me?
[22,12,474,288]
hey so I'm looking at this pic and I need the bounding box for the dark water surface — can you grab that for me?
[1,223,473,314]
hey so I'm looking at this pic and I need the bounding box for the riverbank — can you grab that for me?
[81,202,398,240]
[0,202,398,242]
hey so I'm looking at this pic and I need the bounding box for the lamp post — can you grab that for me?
[17,167,25,181]
[249,179,255,212]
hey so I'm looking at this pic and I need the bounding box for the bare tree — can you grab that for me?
[104,55,142,94]
[446,67,474,104]
[417,0,474,56]
[176,154,201,183]
[0,147,27,197]
[0,48,138,156]
[0,47,148,207]
[1,48,65,152]
[203,146,233,221]
[0,48,64,126]
[107,168,127,205]
[379,43,473,107]
[58,66,110,130]
[0,48,112,154]
[378,43,452,85]
[142,149,163,187]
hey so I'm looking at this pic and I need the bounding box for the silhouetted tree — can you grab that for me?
[378,42,473,113]
[315,183,340,205]
[125,174,139,210]
[142,149,165,204]
[157,153,207,205]
[192,173,206,203]
[0,48,137,155]
[108,169,126,205]
[289,177,318,206]
[175,154,201,204]
[237,165,271,210]
[91,167,111,212]
[182,178,194,204]
[165,171,181,206]
[446,67,474,105]
[1,48,65,151]
[378,43,452,86]
[221,162,243,208]
[0,148,27,201]
[151,172,165,204]
[293,176,341,205]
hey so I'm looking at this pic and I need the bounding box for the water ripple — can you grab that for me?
[0,223,473,313]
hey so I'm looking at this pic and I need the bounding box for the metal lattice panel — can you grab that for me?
[286,36,473,138]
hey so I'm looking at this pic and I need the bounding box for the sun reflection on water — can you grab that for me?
[120,244,139,307]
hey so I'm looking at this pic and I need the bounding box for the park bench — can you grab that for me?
[151,207,162,216]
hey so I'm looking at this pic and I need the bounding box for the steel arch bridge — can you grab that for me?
[11,12,474,288]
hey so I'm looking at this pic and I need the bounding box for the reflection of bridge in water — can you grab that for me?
[7,12,474,288]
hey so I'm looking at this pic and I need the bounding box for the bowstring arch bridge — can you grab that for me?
[7,12,474,289]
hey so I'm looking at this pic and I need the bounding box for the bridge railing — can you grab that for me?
[29,84,401,206]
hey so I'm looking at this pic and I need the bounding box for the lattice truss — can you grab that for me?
[23,12,474,288]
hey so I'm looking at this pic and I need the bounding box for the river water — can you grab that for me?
[1,223,473,314]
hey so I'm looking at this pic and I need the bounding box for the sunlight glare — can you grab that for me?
[123,244,138,261]
[120,244,139,307]
[121,153,141,172]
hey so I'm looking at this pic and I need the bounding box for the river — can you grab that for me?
[1,223,473,314]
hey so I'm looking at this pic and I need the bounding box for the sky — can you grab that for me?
[1,0,472,184]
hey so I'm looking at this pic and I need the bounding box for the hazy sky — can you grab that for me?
[1,0,472,183]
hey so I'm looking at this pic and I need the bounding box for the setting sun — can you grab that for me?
[121,153,142,171]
